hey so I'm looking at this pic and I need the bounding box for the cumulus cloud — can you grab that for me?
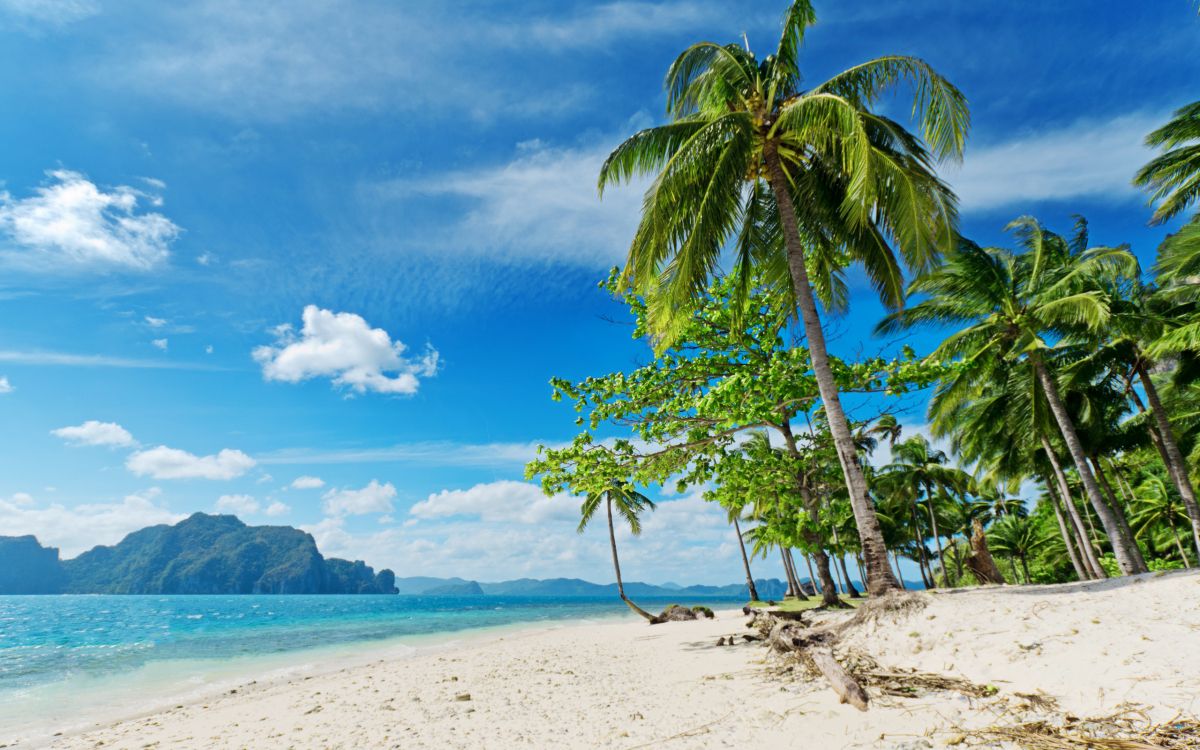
[264,501,290,517]
[151,338,168,351]
[0,169,180,270]
[0,376,11,394]
[51,420,135,448]
[145,315,167,328]
[290,475,325,489]
[410,480,576,525]
[215,494,259,516]
[0,489,184,557]
[126,445,256,480]
[947,112,1160,213]
[253,305,438,395]
[321,479,396,516]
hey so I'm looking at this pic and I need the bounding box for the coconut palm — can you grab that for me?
[598,0,969,595]
[879,435,971,587]
[1130,474,1195,566]
[577,481,657,621]
[987,515,1053,583]
[723,502,760,601]
[1135,101,1200,224]
[879,219,1148,575]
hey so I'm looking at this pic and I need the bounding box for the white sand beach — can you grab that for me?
[38,570,1200,749]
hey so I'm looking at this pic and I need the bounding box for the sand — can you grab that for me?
[33,570,1200,749]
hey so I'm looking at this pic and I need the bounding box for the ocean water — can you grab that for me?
[0,594,740,742]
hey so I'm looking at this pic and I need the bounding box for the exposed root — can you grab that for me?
[841,651,998,700]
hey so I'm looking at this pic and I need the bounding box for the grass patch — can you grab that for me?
[745,597,860,613]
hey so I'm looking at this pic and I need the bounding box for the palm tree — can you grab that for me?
[723,503,761,601]
[987,515,1052,583]
[1135,101,1200,224]
[868,414,904,449]
[577,482,657,621]
[1130,474,1195,566]
[598,0,969,595]
[880,219,1148,575]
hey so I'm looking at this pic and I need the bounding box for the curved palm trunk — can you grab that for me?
[1043,437,1105,578]
[1033,359,1146,574]
[786,549,810,599]
[1091,456,1145,570]
[1136,362,1200,559]
[908,496,933,586]
[803,554,820,595]
[891,550,907,589]
[606,497,654,621]
[924,482,948,587]
[764,147,900,596]
[1045,476,1089,581]
[781,548,800,597]
[732,517,759,601]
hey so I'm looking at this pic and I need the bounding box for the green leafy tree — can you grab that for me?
[596,0,969,595]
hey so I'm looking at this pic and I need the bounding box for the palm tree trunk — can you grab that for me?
[1136,361,1200,559]
[804,553,820,596]
[777,423,844,606]
[1021,554,1032,583]
[1045,476,1089,581]
[908,496,932,586]
[828,524,861,597]
[606,497,654,621]
[924,481,948,587]
[891,550,907,589]
[732,517,760,601]
[1043,439,1105,578]
[786,549,810,599]
[1090,456,1146,571]
[1170,521,1190,566]
[763,146,900,596]
[1033,359,1146,574]
[780,548,797,597]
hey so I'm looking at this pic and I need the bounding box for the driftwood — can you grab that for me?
[966,518,1007,585]
[746,607,869,711]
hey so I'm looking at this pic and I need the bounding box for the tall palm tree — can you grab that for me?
[1130,474,1195,566]
[578,482,657,621]
[1135,101,1200,224]
[723,503,761,601]
[598,0,969,595]
[880,219,1148,575]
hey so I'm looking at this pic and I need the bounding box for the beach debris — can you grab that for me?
[717,636,727,646]
[650,604,698,623]
[454,693,472,702]
[303,705,322,715]
[691,605,715,619]
[965,705,1200,749]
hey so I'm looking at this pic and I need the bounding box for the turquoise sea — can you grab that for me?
[0,594,741,743]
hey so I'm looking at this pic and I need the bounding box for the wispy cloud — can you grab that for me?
[0,0,98,29]
[947,112,1160,214]
[256,439,560,468]
[370,136,648,267]
[0,349,226,370]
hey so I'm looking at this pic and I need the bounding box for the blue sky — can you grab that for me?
[0,0,1196,585]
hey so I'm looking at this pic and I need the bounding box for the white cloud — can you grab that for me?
[0,349,223,370]
[205,345,214,354]
[253,305,438,395]
[0,489,184,558]
[126,445,256,480]
[948,112,1160,213]
[373,139,646,266]
[151,338,168,351]
[145,315,167,328]
[5,491,35,506]
[258,439,553,468]
[215,493,259,516]
[0,376,11,394]
[0,169,180,270]
[321,479,396,516]
[290,475,325,490]
[410,480,576,525]
[0,0,98,27]
[264,501,290,517]
[51,420,135,448]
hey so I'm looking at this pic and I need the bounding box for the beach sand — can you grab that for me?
[39,570,1200,749]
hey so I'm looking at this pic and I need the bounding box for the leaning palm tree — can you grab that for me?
[578,481,657,621]
[880,219,1148,575]
[598,0,969,595]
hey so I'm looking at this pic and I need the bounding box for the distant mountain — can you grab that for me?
[0,536,66,594]
[0,513,397,595]
[392,576,794,600]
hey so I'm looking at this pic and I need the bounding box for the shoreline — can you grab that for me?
[17,571,1200,749]
[2,608,642,749]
